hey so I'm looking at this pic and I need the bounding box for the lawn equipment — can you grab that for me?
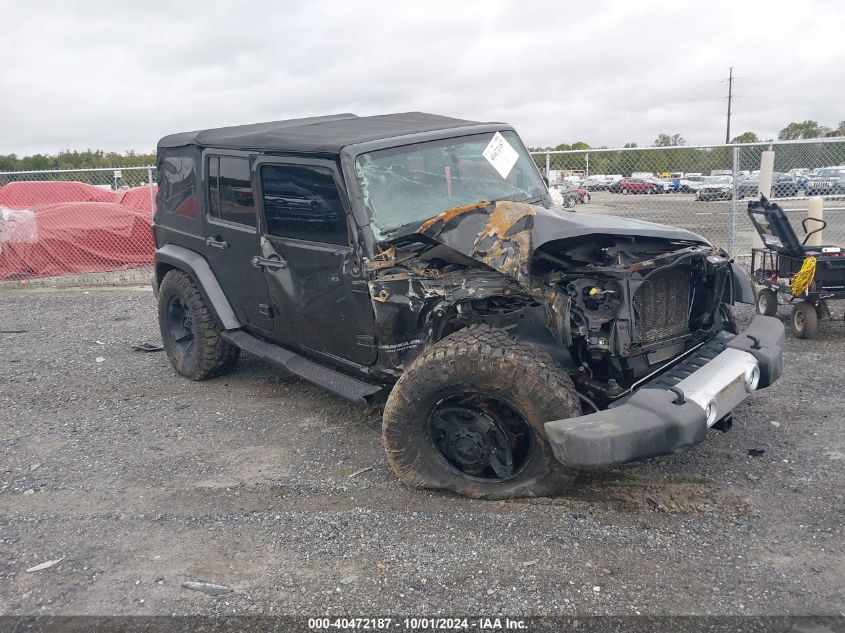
[748,197,845,338]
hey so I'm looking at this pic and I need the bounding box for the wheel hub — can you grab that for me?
[167,296,194,353]
[428,397,531,482]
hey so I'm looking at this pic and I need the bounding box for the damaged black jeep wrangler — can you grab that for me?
[153,113,785,498]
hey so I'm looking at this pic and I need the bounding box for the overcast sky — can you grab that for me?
[2,0,843,156]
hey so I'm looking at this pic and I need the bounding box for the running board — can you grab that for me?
[222,330,382,406]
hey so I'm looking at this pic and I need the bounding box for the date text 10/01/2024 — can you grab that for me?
[307,617,528,630]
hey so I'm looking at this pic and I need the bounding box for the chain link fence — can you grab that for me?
[0,166,157,281]
[1,139,844,281]
[532,138,845,264]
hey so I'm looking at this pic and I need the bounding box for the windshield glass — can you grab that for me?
[355,130,546,239]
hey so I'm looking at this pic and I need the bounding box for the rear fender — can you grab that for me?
[154,244,241,330]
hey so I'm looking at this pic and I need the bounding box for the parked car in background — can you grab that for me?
[611,177,662,195]
[642,176,674,193]
[680,175,706,193]
[737,172,798,198]
[605,178,624,193]
[664,177,681,192]
[696,175,733,201]
[550,183,590,207]
[582,178,609,191]
[805,166,845,196]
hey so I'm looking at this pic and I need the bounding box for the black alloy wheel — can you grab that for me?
[427,394,533,482]
[167,295,194,355]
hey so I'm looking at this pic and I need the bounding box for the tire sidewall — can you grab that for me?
[790,302,818,339]
[382,330,579,499]
[158,272,204,378]
[756,289,778,317]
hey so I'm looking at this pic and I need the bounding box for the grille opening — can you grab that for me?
[634,265,692,344]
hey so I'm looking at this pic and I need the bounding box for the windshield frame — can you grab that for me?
[339,124,549,245]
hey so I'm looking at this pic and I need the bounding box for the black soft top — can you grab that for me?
[157,112,489,154]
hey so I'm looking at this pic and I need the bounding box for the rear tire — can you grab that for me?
[790,302,818,339]
[622,187,629,195]
[382,325,580,499]
[158,270,240,380]
[756,288,778,317]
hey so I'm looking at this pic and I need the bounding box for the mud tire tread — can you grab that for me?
[382,325,580,499]
[158,270,240,380]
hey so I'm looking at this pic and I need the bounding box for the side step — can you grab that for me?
[222,330,382,406]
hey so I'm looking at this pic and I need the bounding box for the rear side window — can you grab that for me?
[160,156,197,217]
[207,156,256,227]
[259,164,348,245]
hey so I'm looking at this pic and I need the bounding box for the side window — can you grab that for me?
[207,156,256,227]
[160,155,197,217]
[259,164,349,246]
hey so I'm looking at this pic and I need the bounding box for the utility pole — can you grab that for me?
[725,66,733,144]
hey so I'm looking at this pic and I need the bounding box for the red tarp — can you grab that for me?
[116,185,157,213]
[0,182,156,279]
[0,181,118,207]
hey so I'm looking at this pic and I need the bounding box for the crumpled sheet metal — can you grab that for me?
[415,200,536,287]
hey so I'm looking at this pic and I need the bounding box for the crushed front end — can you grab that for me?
[366,201,784,469]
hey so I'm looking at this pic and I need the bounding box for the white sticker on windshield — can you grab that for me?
[482,132,519,180]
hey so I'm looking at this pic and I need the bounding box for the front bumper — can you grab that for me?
[544,315,785,469]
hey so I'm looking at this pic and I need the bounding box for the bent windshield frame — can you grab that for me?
[353,131,546,239]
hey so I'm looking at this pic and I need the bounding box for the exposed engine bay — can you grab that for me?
[365,200,740,409]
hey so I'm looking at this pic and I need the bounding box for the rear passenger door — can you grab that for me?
[253,157,376,366]
[202,152,274,332]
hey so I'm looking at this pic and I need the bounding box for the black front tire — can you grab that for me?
[158,270,240,380]
[756,288,778,317]
[790,302,818,339]
[382,325,580,499]
[719,303,738,334]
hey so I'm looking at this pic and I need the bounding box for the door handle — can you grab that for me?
[206,237,229,250]
[251,255,288,270]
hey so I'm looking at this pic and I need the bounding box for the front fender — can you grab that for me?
[730,263,755,304]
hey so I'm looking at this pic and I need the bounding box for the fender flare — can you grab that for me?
[154,244,241,330]
[730,262,755,304]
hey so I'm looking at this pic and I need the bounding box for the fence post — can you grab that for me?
[730,146,739,258]
[147,168,155,215]
[545,152,550,180]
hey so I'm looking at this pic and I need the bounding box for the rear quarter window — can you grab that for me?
[159,155,197,217]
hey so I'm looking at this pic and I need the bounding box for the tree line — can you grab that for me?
[529,120,845,176]
[0,149,156,172]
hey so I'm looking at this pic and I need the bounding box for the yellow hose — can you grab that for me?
[790,257,816,296]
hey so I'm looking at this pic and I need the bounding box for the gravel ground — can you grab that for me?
[0,287,843,618]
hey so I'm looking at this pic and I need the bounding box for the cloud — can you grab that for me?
[1,0,843,155]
